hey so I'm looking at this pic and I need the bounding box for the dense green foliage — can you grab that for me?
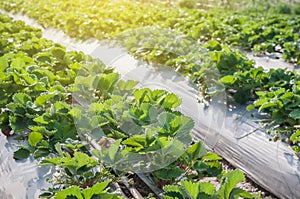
[6,0,296,153]
[0,0,300,196]
[0,13,256,198]
[220,67,300,153]
[162,169,253,199]
[1,0,299,64]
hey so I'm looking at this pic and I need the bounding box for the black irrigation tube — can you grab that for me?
[1,10,300,199]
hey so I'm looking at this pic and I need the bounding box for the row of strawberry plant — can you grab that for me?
[0,13,122,198]
[0,0,299,64]
[0,14,257,198]
[219,67,300,155]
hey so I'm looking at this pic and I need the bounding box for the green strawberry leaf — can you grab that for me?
[28,131,43,147]
[81,181,110,199]
[13,148,30,160]
[217,170,245,199]
[290,109,300,119]
[54,186,83,199]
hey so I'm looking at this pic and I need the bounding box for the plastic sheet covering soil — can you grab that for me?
[0,135,52,199]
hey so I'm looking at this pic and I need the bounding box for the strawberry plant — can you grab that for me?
[151,142,223,185]
[283,41,300,64]
[39,152,118,198]
[219,66,300,153]
[45,181,121,199]
[161,170,256,199]
[73,87,194,171]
